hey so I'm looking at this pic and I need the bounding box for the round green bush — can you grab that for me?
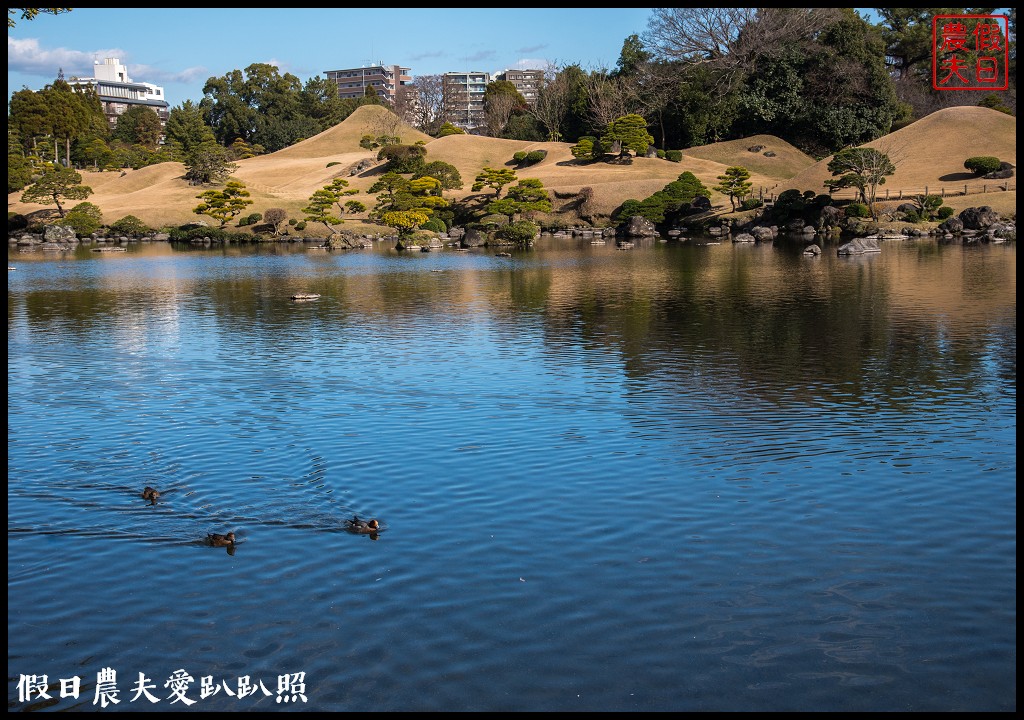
[739,198,763,211]
[903,210,921,223]
[525,150,547,164]
[110,215,150,235]
[495,220,539,245]
[844,202,871,218]
[937,206,955,219]
[294,221,307,231]
[964,156,1002,176]
[63,202,104,235]
[665,150,683,163]
[513,151,528,163]
[420,217,447,233]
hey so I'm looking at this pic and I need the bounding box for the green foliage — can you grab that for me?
[570,137,599,161]
[601,114,654,156]
[512,149,548,167]
[665,150,683,163]
[9,8,72,27]
[345,200,366,214]
[381,209,431,237]
[739,198,763,211]
[302,189,344,231]
[326,162,341,168]
[978,94,1013,114]
[201,63,323,152]
[513,151,528,163]
[472,167,518,198]
[825,147,895,212]
[62,202,103,235]
[184,142,239,185]
[964,156,1002,176]
[616,171,711,224]
[414,161,463,191]
[495,220,539,246]
[914,194,943,219]
[844,202,871,218]
[714,166,753,211]
[420,217,447,233]
[237,212,263,227]
[288,218,298,226]
[437,122,466,137]
[295,221,306,231]
[903,209,921,223]
[937,206,955,220]
[164,100,217,155]
[656,149,665,159]
[194,180,254,227]
[377,143,427,173]
[110,106,163,148]
[20,165,93,217]
[8,152,34,193]
[110,215,151,235]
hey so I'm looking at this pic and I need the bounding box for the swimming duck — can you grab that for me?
[345,516,380,534]
[142,486,160,502]
[207,532,236,547]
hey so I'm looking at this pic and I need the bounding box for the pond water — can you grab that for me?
[7,236,1016,711]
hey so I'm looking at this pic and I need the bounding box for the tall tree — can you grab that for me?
[714,166,752,210]
[110,106,163,148]
[483,80,527,137]
[825,146,896,216]
[20,165,93,217]
[165,100,217,155]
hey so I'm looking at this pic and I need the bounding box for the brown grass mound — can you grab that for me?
[9,106,1013,230]
[682,134,817,179]
[780,106,1017,199]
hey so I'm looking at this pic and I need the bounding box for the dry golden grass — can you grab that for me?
[8,104,1015,230]
[780,106,1017,200]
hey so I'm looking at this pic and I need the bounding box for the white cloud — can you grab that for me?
[8,37,125,79]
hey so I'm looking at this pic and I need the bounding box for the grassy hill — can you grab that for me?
[779,106,1017,207]
[8,104,1016,231]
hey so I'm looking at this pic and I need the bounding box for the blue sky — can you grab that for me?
[7,7,654,107]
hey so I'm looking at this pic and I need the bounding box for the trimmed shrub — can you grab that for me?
[63,202,104,235]
[513,151,528,163]
[665,150,682,162]
[739,198,763,211]
[656,149,666,159]
[110,215,150,235]
[294,221,307,231]
[964,156,1002,176]
[903,209,921,223]
[420,217,447,233]
[495,219,539,245]
[845,202,871,218]
[937,206,955,219]
[288,218,298,226]
[377,144,427,173]
[525,150,546,164]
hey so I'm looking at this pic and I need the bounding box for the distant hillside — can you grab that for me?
[780,106,1017,199]
[8,105,1015,230]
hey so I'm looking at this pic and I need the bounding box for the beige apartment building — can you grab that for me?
[324,64,412,105]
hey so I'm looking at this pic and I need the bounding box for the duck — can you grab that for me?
[207,532,236,547]
[344,516,380,534]
[141,486,160,502]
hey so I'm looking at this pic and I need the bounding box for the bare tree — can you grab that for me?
[485,92,521,137]
[529,64,571,141]
[407,74,446,135]
[643,8,840,88]
[581,70,649,133]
